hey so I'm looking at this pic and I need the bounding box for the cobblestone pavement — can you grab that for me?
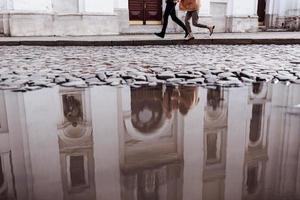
[0,45,300,91]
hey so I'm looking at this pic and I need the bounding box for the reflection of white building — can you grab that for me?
[0,0,299,36]
[0,83,299,200]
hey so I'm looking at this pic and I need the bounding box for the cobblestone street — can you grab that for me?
[0,44,300,91]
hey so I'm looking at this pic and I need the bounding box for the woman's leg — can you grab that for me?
[191,11,208,29]
[191,11,215,35]
[185,11,193,34]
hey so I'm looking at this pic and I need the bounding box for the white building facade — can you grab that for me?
[0,0,299,36]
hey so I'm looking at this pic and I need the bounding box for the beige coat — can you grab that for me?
[179,0,201,11]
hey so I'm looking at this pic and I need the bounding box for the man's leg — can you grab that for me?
[185,11,193,34]
[169,6,189,37]
[155,2,173,38]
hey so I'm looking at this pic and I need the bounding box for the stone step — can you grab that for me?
[265,28,289,32]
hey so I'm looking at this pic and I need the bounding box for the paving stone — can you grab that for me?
[0,45,299,91]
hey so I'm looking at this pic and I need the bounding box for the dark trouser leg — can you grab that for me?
[191,11,209,29]
[185,11,193,33]
[160,2,175,35]
[169,4,188,35]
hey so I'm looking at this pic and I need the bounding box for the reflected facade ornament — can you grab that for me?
[58,88,96,200]
[203,86,228,200]
[243,82,271,199]
[120,86,185,200]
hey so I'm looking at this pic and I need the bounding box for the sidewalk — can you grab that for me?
[0,32,300,46]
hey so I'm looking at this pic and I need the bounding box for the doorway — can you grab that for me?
[257,0,266,25]
[129,0,162,25]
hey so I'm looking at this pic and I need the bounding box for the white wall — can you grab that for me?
[227,0,257,16]
[85,0,114,13]
[12,0,52,11]
[114,0,128,9]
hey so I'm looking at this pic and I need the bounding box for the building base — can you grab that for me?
[1,12,120,36]
[226,16,258,32]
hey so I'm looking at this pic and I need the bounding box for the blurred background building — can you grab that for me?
[0,0,299,36]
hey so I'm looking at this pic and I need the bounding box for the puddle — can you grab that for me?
[0,83,300,200]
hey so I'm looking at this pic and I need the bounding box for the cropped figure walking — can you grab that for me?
[180,0,215,40]
[154,0,189,39]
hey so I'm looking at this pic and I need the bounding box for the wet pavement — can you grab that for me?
[0,83,300,200]
[0,45,300,91]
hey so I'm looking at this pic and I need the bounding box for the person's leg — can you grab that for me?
[169,5,189,37]
[185,11,193,34]
[155,2,173,38]
[191,11,208,29]
[191,11,215,36]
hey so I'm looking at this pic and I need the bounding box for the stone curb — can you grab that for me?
[0,38,300,46]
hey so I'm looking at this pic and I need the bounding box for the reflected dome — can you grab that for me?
[131,87,164,134]
[64,123,86,138]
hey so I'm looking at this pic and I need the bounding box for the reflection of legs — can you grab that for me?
[169,6,188,37]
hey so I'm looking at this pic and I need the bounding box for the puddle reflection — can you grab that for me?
[0,83,300,200]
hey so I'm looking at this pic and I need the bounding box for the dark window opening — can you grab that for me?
[250,104,263,143]
[70,155,86,187]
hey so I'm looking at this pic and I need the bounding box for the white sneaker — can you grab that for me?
[186,33,195,41]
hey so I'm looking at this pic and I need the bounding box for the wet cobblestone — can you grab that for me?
[0,45,300,91]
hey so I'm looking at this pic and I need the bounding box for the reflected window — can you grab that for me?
[250,104,263,143]
[62,94,83,126]
[252,82,263,94]
[207,134,218,160]
[68,155,87,188]
[247,165,259,194]
[138,171,158,200]
[206,133,221,165]
[207,87,222,110]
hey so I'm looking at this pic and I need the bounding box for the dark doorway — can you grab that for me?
[129,0,162,25]
[257,0,266,25]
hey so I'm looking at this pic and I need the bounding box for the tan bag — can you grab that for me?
[179,0,200,11]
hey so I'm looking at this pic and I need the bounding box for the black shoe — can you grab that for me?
[154,32,165,38]
[184,32,189,38]
[209,26,215,36]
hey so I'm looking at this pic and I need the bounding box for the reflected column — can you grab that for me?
[90,86,121,200]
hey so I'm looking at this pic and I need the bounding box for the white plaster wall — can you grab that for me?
[52,0,79,13]
[0,0,7,10]
[199,0,211,16]
[85,0,114,13]
[114,0,128,9]
[227,0,257,16]
[12,0,52,11]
